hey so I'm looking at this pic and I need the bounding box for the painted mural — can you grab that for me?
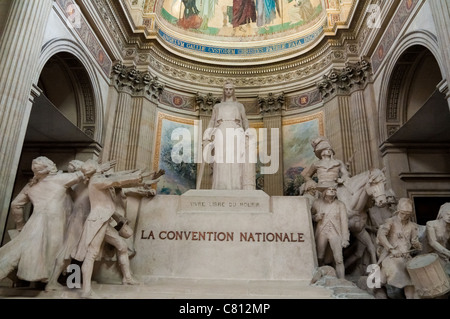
[153,113,197,195]
[282,112,324,196]
[160,0,324,38]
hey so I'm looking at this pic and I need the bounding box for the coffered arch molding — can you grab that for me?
[37,38,105,142]
[377,30,443,144]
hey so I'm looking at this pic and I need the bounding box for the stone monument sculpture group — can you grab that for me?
[0,156,164,298]
[301,136,450,299]
[0,81,448,299]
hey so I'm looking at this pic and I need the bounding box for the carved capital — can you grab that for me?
[195,92,220,115]
[146,76,164,101]
[317,74,335,99]
[345,57,371,87]
[258,92,285,116]
[317,57,372,100]
[111,61,145,93]
[111,61,164,99]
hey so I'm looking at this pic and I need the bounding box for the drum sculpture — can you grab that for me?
[406,253,450,298]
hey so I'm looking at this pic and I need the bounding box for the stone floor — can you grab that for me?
[0,276,381,318]
[0,276,374,299]
[2,277,436,319]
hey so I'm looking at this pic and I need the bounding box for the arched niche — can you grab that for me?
[37,52,97,138]
[3,47,104,245]
[384,45,443,138]
[379,43,450,224]
[36,39,105,142]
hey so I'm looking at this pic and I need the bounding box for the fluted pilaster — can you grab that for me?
[108,92,133,171]
[104,61,164,171]
[0,0,55,240]
[198,115,213,189]
[195,92,218,189]
[261,115,283,196]
[137,98,157,171]
[323,95,355,174]
[350,91,372,174]
[127,98,144,170]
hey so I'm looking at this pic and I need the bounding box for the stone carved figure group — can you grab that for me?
[302,136,450,299]
[0,156,164,298]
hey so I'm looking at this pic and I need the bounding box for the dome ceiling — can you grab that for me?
[125,0,357,65]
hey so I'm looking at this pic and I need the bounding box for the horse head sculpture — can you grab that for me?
[365,167,388,208]
[338,167,388,216]
[337,166,388,268]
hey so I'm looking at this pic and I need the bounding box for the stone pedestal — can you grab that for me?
[123,191,317,282]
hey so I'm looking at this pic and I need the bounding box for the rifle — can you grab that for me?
[377,248,421,265]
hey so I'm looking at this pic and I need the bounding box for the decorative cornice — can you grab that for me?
[145,44,346,90]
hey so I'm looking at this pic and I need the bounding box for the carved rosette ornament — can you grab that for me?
[257,92,286,116]
[111,60,164,100]
[317,57,372,100]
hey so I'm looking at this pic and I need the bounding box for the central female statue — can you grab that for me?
[203,81,252,190]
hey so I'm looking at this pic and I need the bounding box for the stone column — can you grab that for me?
[429,0,450,108]
[363,82,382,170]
[347,59,379,174]
[259,93,285,196]
[0,0,55,240]
[137,98,158,171]
[195,93,219,189]
[198,115,213,189]
[145,75,164,170]
[109,90,133,171]
[323,95,355,172]
[349,90,373,174]
[105,62,164,171]
[261,115,283,196]
[318,58,374,175]
[114,94,157,172]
